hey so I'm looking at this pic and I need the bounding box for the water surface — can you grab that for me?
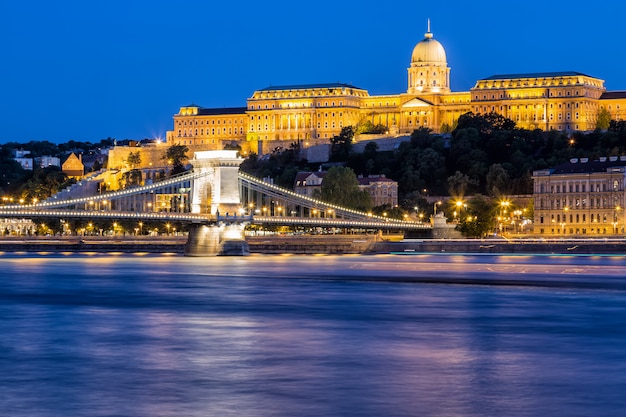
[1,253,625,416]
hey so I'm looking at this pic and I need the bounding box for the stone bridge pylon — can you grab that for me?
[185,150,249,256]
[189,150,244,215]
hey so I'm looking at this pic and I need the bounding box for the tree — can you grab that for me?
[455,112,516,137]
[355,119,387,134]
[596,108,612,130]
[0,159,28,195]
[126,151,141,169]
[20,167,74,201]
[456,194,496,238]
[119,169,143,188]
[330,126,354,161]
[485,164,511,197]
[315,166,371,211]
[163,144,189,175]
[447,171,478,197]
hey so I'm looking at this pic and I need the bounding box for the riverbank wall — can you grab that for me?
[370,239,626,255]
[0,237,186,253]
[1,236,625,255]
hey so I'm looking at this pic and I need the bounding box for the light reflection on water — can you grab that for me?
[0,253,626,416]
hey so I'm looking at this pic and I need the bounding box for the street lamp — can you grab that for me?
[499,200,511,234]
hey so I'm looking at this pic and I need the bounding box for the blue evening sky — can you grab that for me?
[1,0,625,143]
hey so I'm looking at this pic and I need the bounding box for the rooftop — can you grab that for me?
[195,107,247,116]
[256,83,364,92]
[600,91,626,100]
[548,157,626,175]
[480,71,595,81]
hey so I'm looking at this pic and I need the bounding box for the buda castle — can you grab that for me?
[166,23,626,156]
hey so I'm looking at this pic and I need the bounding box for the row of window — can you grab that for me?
[540,227,622,234]
[541,213,619,224]
[250,121,344,132]
[540,196,622,209]
[177,127,245,137]
[539,180,621,194]
[474,89,584,100]
[250,112,346,121]
[178,119,244,126]
[249,101,346,110]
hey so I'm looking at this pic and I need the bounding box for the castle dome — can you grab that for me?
[411,24,447,64]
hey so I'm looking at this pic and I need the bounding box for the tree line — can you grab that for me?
[241,112,626,236]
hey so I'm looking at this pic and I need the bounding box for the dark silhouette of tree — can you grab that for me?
[330,126,354,161]
[456,194,496,238]
[596,108,612,130]
[163,144,189,175]
[315,166,371,211]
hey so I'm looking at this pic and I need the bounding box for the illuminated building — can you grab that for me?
[62,153,84,178]
[294,171,398,207]
[533,157,626,235]
[167,22,626,155]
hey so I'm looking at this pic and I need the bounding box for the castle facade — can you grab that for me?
[167,23,626,156]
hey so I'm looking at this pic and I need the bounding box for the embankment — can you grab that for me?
[1,235,625,255]
[246,235,376,254]
[0,237,186,253]
[371,239,626,255]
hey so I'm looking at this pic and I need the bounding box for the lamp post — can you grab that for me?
[499,200,510,235]
[455,200,465,221]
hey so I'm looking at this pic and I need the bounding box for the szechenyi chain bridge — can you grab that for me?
[0,151,430,255]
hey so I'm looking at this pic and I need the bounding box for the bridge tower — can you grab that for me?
[186,150,249,256]
[189,150,244,215]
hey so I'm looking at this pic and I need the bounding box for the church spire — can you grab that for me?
[425,18,433,39]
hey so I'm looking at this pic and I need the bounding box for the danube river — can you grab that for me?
[1,252,626,416]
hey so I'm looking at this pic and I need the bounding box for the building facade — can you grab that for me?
[294,171,398,208]
[62,153,84,178]
[532,157,626,235]
[167,23,626,156]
